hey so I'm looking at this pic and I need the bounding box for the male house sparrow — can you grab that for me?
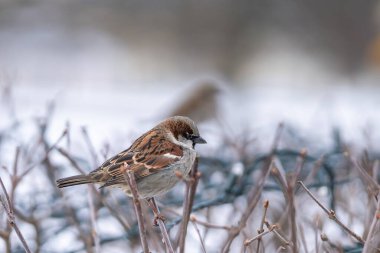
[56,116,206,199]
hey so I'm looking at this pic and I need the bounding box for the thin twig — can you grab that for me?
[351,158,380,197]
[287,150,307,253]
[298,223,309,253]
[190,215,231,230]
[122,165,150,253]
[178,157,200,253]
[304,155,324,185]
[264,220,291,247]
[146,198,175,253]
[221,123,283,253]
[190,220,207,253]
[81,126,99,167]
[57,147,132,230]
[60,194,94,252]
[298,180,365,244]
[0,177,32,253]
[256,200,269,253]
[221,160,273,253]
[244,225,276,247]
[13,208,42,253]
[19,129,68,180]
[87,187,100,253]
[276,246,286,253]
[362,198,380,253]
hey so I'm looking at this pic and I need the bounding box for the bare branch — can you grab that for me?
[244,224,276,247]
[178,157,200,253]
[190,215,231,230]
[221,123,283,253]
[298,180,365,245]
[264,220,291,247]
[122,165,150,253]
[363,198,380,253]
[256,200,269,253]
[57,147,132,230]
[81,126,99,167]
[0,177,32,253]
[146,197,175,253]
[87,187,100,253]
[190,220,207,253]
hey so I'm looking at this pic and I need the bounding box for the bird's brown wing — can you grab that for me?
[89,129,183,188]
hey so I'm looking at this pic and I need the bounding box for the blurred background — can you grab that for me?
[1,0,380,146]
[1,1,380,252]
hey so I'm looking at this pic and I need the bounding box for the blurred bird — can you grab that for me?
[56,116,206,199]
[368,34,380,70]
[168,81,221,123]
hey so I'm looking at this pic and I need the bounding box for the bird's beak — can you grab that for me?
[193,135,207,144]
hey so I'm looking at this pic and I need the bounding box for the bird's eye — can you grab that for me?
[185,132,191,139]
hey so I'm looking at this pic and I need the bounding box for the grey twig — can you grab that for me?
[264,220,291,247]
[122,164,150,253]
[362,198,380,253]
[190,215,231,230]
[178,157,200,253]
[57,147,132,230]
[256,200,269,252]
[87,187,100,253]
[221,123,283,253]
[288,149,307,253]
[298,180,365,245]
[244,224,276,247]
[146,198,175,253]
[190,220,207,253]
[0,177,32,253]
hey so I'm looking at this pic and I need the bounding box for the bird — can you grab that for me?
[168,81,221,123]
[56,116,206,199]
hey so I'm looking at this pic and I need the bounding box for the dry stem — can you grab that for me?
[178,157,200,253]
[190,220,207,253]
[298,180,365,245]
[0,177,32,253]
[190,215,231,230]
[363,198,380,253]
[146,198,175,253]
[221,123,283,253]
[256,200,269,252]
[244,224,276,247]
[264,220,291,247]
[122,165,150,253]
[57,147,132,230]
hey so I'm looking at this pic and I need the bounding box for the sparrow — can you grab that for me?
[56,116,206,199]
[168,81,221,123]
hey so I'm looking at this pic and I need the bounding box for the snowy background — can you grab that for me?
[1,1,380,252]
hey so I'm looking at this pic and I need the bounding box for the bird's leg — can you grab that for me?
[146,197,166,226]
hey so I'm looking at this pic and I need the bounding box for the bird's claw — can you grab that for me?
[153,214,166,226]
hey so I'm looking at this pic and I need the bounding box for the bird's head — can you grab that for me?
[159,116,207,148]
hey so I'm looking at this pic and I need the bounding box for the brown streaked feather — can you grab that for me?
[86,128,183,188]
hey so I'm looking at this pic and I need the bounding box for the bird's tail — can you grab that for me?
[56,175,94,188]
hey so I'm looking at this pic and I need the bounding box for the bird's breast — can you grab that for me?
[176,148,196,175]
